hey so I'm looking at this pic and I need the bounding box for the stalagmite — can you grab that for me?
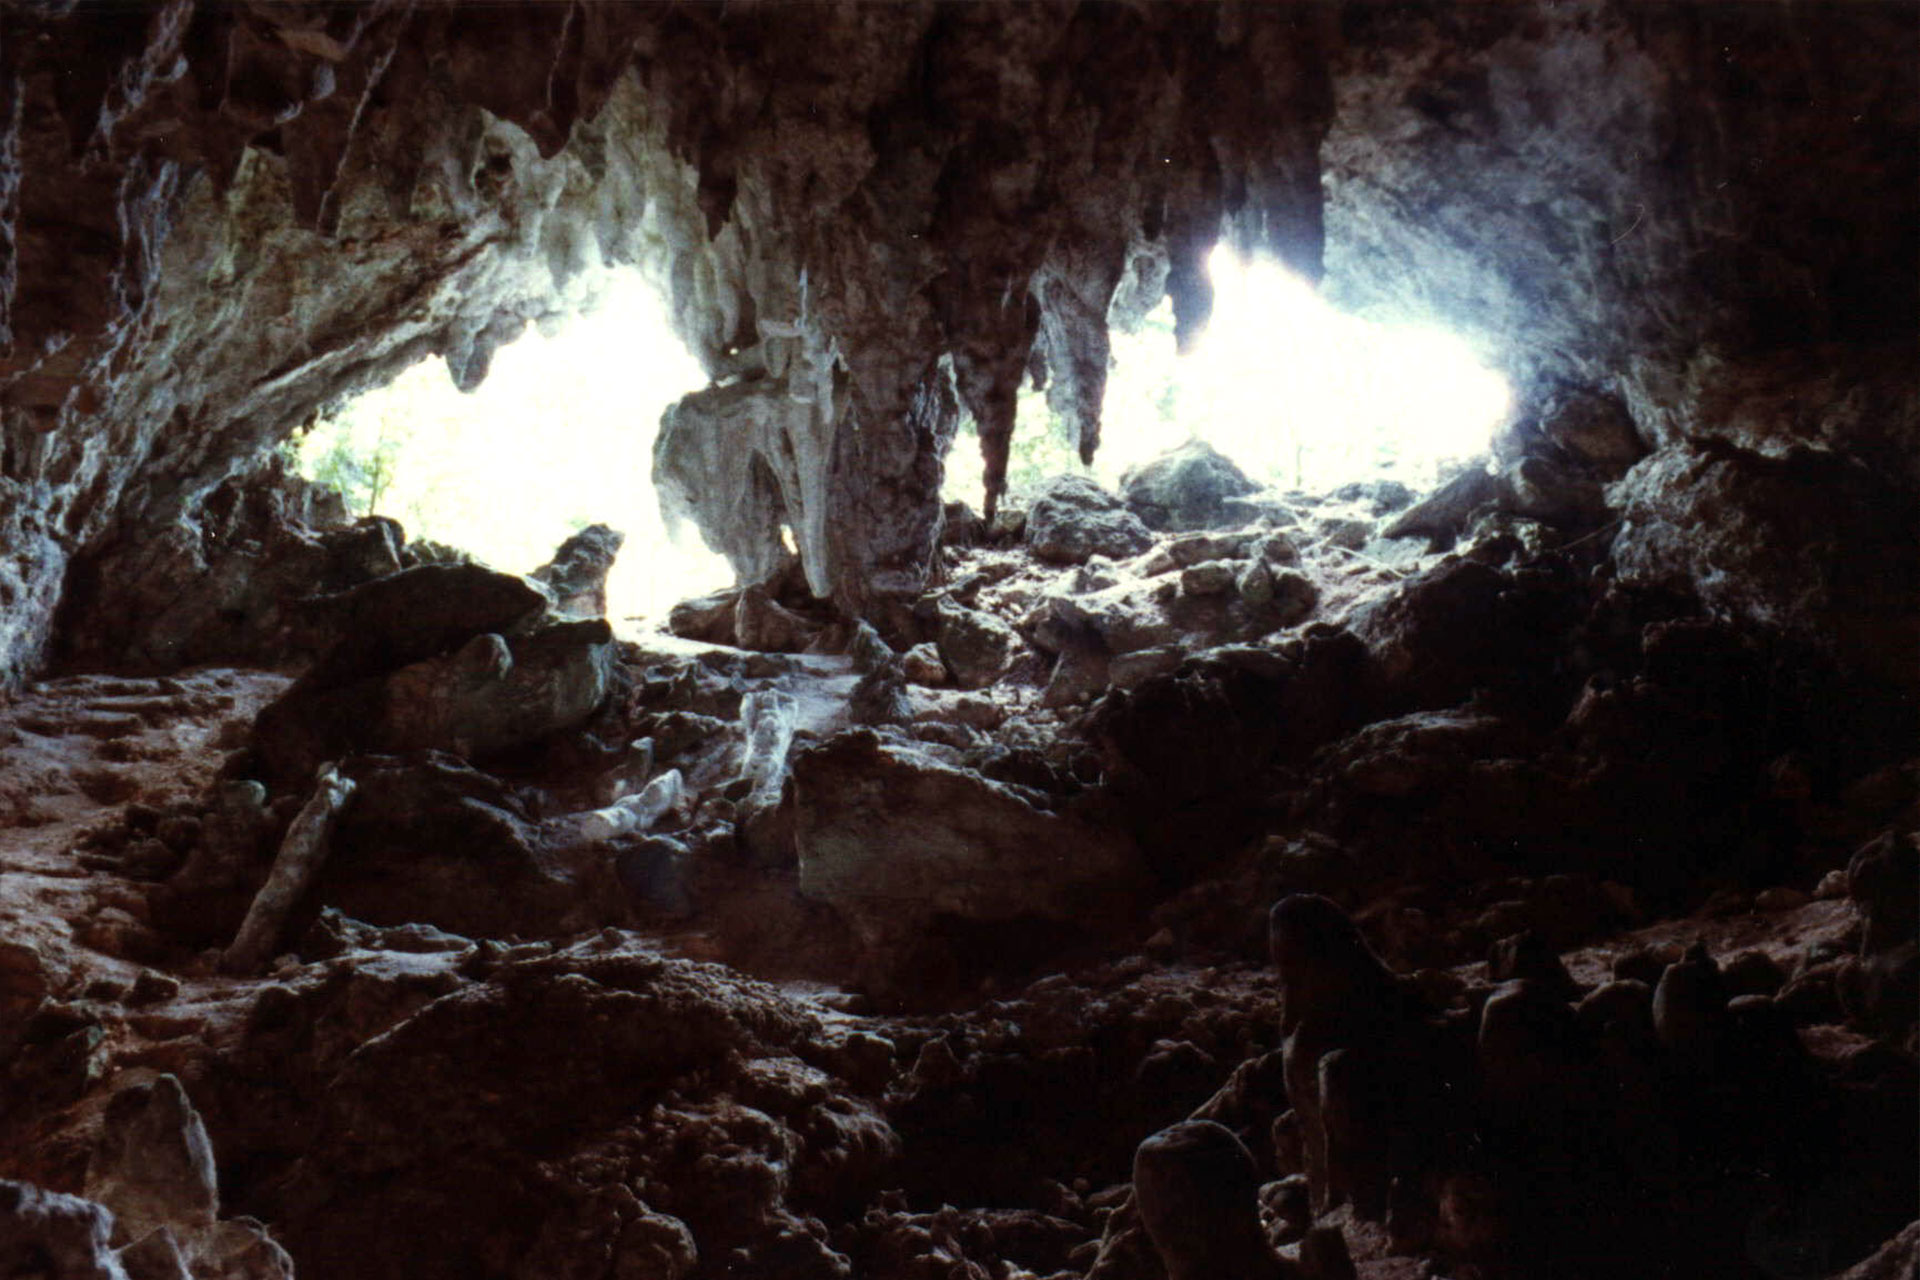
[221,765,356,975]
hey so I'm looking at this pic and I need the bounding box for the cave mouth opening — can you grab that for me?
[292,268,730,627]
[950,246,1513,504]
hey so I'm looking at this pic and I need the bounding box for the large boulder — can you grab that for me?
[1088,637,1369,875]
[1038,578,1185,658]
[251,564,614,790]
[1121,441,1261,532]
[374,620,615,757]
[1532,387,1645,472]
[54,460,402,675]
[790,732,1146,990]
[1023,476,1155,566]
[734,583,820,653]
[306,563,553,681]
[665,588,741,646]
[1610,442,1920,689]
[1347,558,1522,711]
[313,752,629,941]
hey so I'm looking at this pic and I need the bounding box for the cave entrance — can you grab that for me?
[293,269,729,627]
[949,245,1511,502]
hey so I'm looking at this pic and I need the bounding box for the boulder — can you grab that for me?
[1260,567,1319,627]
[1610,443,1920,688]
[1121,441,1261,532]
[848,629,913,726]
[902,643,947,686]
[1347,558,1512,710]
[939,500,987,548]
[1381,466,1501,545]
[83,1076,295,1280]
[1041,642,1111,709]
[376,620,615,756]
[1179,561,1237,597]
[666,589,740,646]
[245,559,617,789]
[1089,636,1368,874]
[52,461,398,675]
[1501,456,1607,527]
[1836,831,1919,1036]
[1109,646,1184,691]
[1313,516,1373,550]
[734,583,820,653]
[303,563,551,683]
[1132,1121,1281,1280]
[0,1181,126,1280]
[310,752,628,941]
[1170,530,1263,567]
[1534,387,1644,471]
[260,948,879,1280]
[1024,475,1155,565]
[934,600,1021,689]
[790,732,1145,985]
[253,614,615,791]
[1040,578,1183,657]
[1328,479,1417,516]
[530,524,624,618]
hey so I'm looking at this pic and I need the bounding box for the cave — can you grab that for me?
[0,4,1914,1279]
[285,265,730,624]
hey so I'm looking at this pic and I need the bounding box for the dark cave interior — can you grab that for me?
[0,3,1915,1279]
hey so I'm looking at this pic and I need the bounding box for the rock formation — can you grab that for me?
[3,2,1907,680]
[0,2,1914,1278]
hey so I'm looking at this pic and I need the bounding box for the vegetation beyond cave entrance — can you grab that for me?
[292,269,730,626]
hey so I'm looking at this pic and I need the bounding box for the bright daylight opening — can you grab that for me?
[293,269,730,628]
[948,245,1513,501]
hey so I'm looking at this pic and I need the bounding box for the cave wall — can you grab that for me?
[0,3,717,684]
[0,0,1913,686]
[1315,0,1919,675]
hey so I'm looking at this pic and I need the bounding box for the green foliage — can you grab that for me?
[296,409,405,518]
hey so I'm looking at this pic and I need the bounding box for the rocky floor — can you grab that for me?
[1,656,1913,1280]
[1,462,1915,1280]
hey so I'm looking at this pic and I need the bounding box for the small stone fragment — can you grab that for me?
[1179,560,1237,597]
